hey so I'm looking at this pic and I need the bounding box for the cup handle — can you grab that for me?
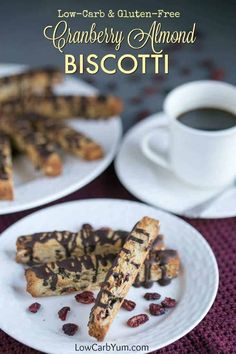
[141,122,171,170]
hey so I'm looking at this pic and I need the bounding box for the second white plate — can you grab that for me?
[0,199,218,354]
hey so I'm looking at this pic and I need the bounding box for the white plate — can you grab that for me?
[0,199,218,354]
[0,64,122,215]
[115,113,236,218]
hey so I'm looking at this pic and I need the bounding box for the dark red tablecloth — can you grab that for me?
[0,165,235,354]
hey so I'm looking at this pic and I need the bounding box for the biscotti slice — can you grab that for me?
[88,216,160,341]
[0,67,62,102]
[30,114,104,160]
[0,94,123,120]
[0,116,62,176]
[0,132,14,200]
[16,223,165,266]
[25,250,179,297]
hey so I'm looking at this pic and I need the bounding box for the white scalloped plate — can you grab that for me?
[0,199,218,354]
[0,64,122,215]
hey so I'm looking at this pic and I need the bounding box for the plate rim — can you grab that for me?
[115,112,236,219]
[0,198,219,354]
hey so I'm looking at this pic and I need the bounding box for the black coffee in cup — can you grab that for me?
[177,108,236,131]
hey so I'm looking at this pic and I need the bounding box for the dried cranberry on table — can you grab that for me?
[58,306,70,321]
[149,303,165,316]
[121,299,136,311]
[161,297,177,308]
[28,302,41,313]
[62,323,79,336]
[210,68,225,81]
[127,314,149,328]
[144,292,161,300]
[75,291,95,304]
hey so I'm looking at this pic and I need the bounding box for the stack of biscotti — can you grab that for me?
[0,66,123,200]
[16,222,180,298]
[15,218,180,341]
[0,67,63,197]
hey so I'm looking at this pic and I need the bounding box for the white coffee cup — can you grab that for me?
[141,80,236,188]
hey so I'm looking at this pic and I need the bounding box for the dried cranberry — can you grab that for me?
[58,306,70,321]
[144,292,161,301]
[149,303,165,316]
[28,302,41,313]
[75,291,95,304]
[62,323,78,336]
[210,68,225,81]
[127,314,149,328]
[161,297,177,308]
[121,299,136,311]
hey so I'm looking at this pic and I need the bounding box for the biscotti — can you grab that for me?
[16,223,165,265]
[0,116,62,176]
[0,67,62,102]
[0,94,123,120]
[25,250,179,297]
[88,216,160,341]
[30,114,104,160]
[0,132,14,200]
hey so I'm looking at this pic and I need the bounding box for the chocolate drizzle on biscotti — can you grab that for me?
[134,249,179,288]
[27,114,104,160]
[16,225,129,265]
[0,94,122,120]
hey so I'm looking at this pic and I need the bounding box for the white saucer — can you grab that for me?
[0,64,122,215]
[115,113,236,218]
[0,199,218,354]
